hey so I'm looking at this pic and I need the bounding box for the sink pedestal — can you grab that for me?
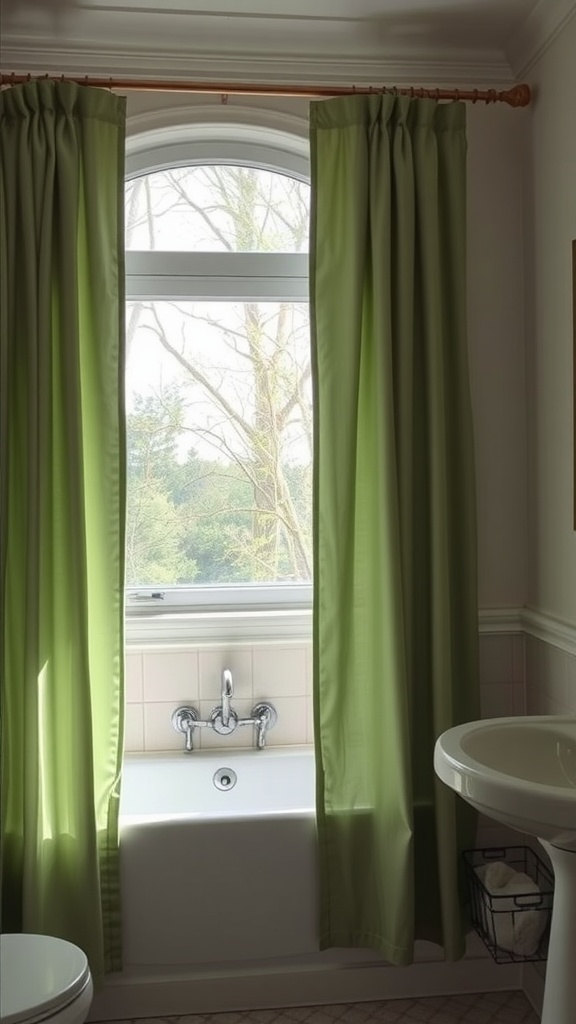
[433,715,576,1024]
[539,841,576,1024]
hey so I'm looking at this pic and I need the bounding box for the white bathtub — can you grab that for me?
[90,745,513,1019]
[119,745,319,967]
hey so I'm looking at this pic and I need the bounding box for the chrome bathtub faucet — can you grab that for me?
[171,668,277,752]
[221,668,233,727]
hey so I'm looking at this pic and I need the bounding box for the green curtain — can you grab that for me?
[310,95,480,965]
[0,81,126,982]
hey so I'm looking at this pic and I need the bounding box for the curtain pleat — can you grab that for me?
[0,81,126,982]
[310,95,480,964]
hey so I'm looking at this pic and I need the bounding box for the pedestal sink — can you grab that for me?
[434,715,576,1024]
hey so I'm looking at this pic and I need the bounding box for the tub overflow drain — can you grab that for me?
[214,767,237,791]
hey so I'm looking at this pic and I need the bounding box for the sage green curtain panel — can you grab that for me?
[310,95,480,965]
[0,81,126,981]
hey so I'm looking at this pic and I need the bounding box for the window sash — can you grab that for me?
[126,252,309,301]
[124,133,312,631]
[125,274,313,625]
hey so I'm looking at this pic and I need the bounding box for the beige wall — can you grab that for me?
[525,13,576,625]
[467,102,529,610]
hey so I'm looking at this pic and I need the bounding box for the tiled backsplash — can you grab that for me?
[525,633,576,715]
[479,633,525,717]
[477,626,576,850]
[125,643,312,751]
[124,626,576,754]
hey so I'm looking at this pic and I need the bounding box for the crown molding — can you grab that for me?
[505,0,576,78]
[0,44,515,89]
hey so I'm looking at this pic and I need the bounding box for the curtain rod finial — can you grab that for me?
[503,83,531,107]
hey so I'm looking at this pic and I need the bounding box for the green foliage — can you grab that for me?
[126,477,198,585]
[126,386,312,586]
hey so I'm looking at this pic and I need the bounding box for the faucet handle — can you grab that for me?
[251,702,278,749]
[171,706,199,752]
[222,668,233,695]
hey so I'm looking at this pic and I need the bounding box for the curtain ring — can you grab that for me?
[221,93,229,104]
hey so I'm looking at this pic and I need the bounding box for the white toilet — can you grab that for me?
[0,934,93,1024]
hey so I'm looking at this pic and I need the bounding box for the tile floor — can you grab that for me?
[95,991,539,1024]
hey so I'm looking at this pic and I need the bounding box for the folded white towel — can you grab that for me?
[474,861,549,956]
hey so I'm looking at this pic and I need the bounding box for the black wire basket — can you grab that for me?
[463,846,554,964]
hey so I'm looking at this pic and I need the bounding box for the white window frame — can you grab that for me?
[125,126,313,644]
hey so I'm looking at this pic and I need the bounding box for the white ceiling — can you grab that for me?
[0,0,570,85]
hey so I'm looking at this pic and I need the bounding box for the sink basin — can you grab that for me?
[435,714,576,1024]
[434,714,576,850]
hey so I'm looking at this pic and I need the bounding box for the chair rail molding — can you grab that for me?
[479,606,576,657]
[478,607,524,634]
[521,606,576,658]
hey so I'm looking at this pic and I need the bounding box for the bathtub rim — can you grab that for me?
[119,742,316,826]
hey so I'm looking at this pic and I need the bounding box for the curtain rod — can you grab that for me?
[0,74,531,107]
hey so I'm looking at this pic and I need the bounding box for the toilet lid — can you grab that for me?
[0,934,91,1024]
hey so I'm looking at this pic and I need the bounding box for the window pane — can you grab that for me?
[126,300,312,587]
[125,166,310,253]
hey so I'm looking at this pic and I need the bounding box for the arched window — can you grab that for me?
[125,127,312,625]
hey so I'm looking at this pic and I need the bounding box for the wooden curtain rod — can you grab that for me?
[0,74,531,107]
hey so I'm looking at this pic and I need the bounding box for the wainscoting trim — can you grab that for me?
[478,607,524,634]
[126,605,576,650]
[479,606,576,657]
[522,606,576,657]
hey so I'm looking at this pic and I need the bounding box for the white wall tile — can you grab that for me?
[143,650,199,703]
[305,644,313,695]
[512,634,525,684]
[253,646,307,699]
[306,693,315,744]
[526,685,547,716]
[479,635,514,685]
[525,636,576,715]
[480,682,516,719]
[125,652,143,702]
[512,680,526,716]
[124,703,144,752]
[265,696,308,745]
[540,642,570,707]
[132,625,576,756]
[144,701,189,751]
[199,648,252,702]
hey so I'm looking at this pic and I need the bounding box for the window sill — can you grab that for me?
[125,607,312,647]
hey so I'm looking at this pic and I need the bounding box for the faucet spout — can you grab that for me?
[221,668,233,727]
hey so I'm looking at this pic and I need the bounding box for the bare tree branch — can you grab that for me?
[146,305,258,446]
